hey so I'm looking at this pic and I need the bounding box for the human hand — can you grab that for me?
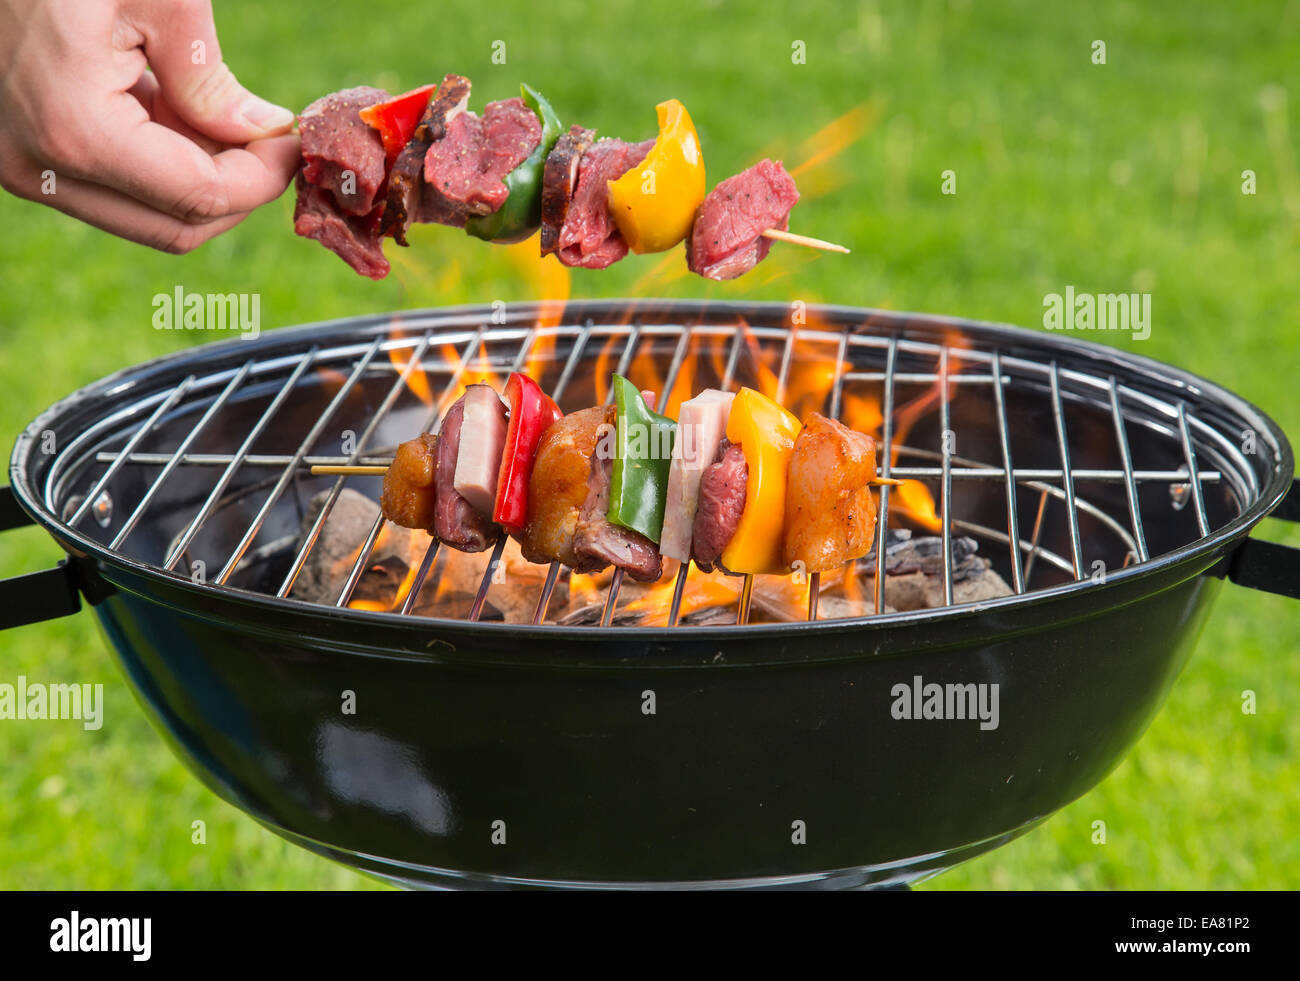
[0,0,300,253]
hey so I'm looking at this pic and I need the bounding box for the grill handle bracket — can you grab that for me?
[1228,479,1300,600]
[0,485,82,628]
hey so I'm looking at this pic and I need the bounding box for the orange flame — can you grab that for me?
[617,564,741,625]
[387,329,433,407]
[502,237,570,382]
[789,102,882,181]
[439,342,504,400]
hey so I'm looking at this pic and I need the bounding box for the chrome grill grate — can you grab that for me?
[41,302,1263,628]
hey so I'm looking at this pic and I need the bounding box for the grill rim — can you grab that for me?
[8,300,1295,651]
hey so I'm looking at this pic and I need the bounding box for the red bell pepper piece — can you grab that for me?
[493,372,563,536]
[359,84,436,164]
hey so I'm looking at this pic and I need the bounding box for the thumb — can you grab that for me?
[137,0,295,144]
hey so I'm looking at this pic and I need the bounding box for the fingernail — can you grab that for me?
[239,96,296,134]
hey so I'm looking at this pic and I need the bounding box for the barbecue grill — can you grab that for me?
[4,300,1297,889]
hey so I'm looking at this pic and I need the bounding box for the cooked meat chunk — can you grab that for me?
[298,86,391,217]
[519,406,610,569]
[380,433,439,530]
[687,159,800,281]
[382,74,472,245]
[292,174,389,280]
[573,449,663,582]
[555,138,655,269]
[691,440,748,572]
[433,393,501,553]
[783,412,877,572]
[540,125,596,257]
[422,97,542,220]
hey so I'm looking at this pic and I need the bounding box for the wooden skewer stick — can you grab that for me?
[737,574,755,625]
[310,465,389,476]
[760,227,850,254]
[310,463,905,487]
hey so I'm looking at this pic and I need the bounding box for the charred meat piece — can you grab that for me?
[691,440,748,572]
[687,159,800,281]
[293,174,390,280]
[380,433,439,531]
[540,125,596,257]
[422,97,543,221]
[783,412,877,572]
[434,393,501,553]
[519,406,610,570]
[555,138,655,269]
[382,74,472,245]
[573,448,663,582]
[298,86,391,216]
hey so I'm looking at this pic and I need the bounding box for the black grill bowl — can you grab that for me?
[6,301,1297,889]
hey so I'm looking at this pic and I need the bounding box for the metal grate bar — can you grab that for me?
[334,328,486,608]
[1177,402,1211,538]
[873,338,899,616]
[1108,376,1150,562]
[462,326,543,621]
[468,536,507,621]
[939,348,955,606]
[91,450,1220,485]
[163,351,321,571]
[841,371,1007,385]
[991,352,1026,593]
[215,337,385,585]
[68,376,196,530]
[1049,363,1085,579]
[398,537,440,616]
[110,363,253,551]
[1022,487,1050,584]
[276,333,435,598]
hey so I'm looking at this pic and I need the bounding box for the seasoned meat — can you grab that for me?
[687,159,800,281]
[691,440,748,571]
[519,406,609,569]
[298,86,391,217]
[783,412,877,572]
[433,394,501,553]
[555,138,655,269]
[382,74,472,245]
[380,433,439,531]
[423,97,542,220]
[573,449,663,582]
[540,125,596,257]
[292,173,389,280]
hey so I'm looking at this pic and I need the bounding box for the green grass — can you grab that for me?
[1,0,1297,889]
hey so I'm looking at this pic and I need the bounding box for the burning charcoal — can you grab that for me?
[290,489,551,621]
[291,489,421,607]
[854,531,985,582]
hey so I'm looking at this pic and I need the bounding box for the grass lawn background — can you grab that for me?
[1,0,1297,888]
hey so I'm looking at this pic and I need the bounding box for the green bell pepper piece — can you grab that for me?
[464,83,563,244]
[607,374,677,543]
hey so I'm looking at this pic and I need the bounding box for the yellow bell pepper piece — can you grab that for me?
[606,99,706,254]
[720,387,802,575]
